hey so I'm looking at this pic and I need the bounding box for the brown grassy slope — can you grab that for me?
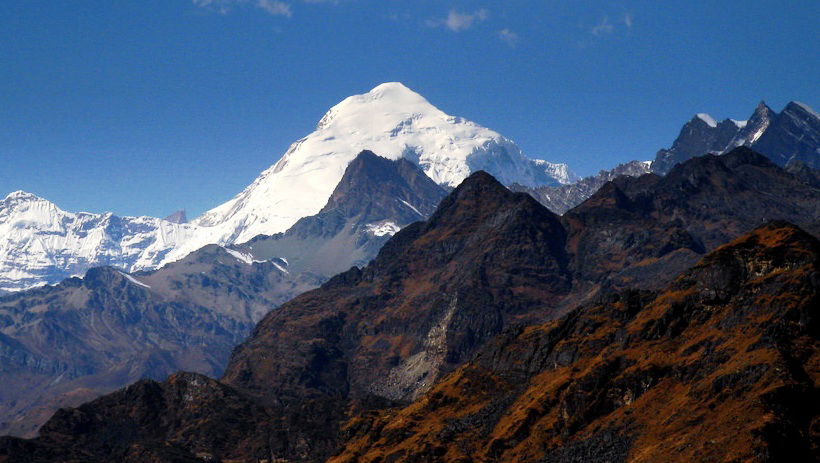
[331,221,820,463]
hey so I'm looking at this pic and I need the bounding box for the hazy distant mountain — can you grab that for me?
[0,246,320,438]
[653,100,819,174]
[511,160,653,214]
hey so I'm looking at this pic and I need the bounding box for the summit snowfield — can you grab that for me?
[164,82,571,261]
[1,83,571,291]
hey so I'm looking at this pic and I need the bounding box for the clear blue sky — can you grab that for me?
[1,1,817,218]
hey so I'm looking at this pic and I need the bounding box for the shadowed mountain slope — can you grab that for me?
[564,147,820,295]
[0,171,574,462]
[222,171,571,404]
[0,150,445,439]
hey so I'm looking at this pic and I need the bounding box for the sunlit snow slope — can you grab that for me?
[163,82,570,261]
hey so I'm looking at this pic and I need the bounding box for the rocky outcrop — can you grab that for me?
[332,221,820,462]
[224,170,571,400]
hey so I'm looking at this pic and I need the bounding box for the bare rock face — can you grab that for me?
[332,222,820,463]
[222,170,573,404]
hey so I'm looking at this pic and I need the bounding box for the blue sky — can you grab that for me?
[1,1,817,218]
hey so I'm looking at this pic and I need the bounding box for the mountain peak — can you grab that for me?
[752,100,776,118]
[182,83,568,257]
[319,149,445,218]
[3,190,45,202]
[425,170,550,233]
[367,82,419,98]
[719,146,775,167]
[441,170,511,206]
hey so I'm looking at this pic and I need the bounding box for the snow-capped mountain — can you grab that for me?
[163,82,571,262]
[653,101,819,174]
[0,191,195,292]
[1,83,571,291]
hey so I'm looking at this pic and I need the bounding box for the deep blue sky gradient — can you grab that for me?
[1,1,817,217]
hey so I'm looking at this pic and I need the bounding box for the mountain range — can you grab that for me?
[1,88,817,294]
[1,147,817,462]
[653,100,820,174]
[0,83,573,293]
[515,100,820,214]
[0,151,445,438]
[0,83,818,461]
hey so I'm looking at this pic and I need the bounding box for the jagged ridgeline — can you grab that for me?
[1,147,818,462]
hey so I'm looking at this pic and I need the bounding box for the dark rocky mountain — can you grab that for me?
[232,150,447,277]
[564,147,820,296]
[510,160,653,215]
[653,113,744,175]
[333,221,820,462]
[653,101,819,174]
[222,171,572,404]
[0,150,444,440]
[0,171,576,462]
[2,149,819,462]
[754,101,820,168]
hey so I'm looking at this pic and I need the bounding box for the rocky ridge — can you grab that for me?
[653,101,819,174]
[332,221,820,462]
